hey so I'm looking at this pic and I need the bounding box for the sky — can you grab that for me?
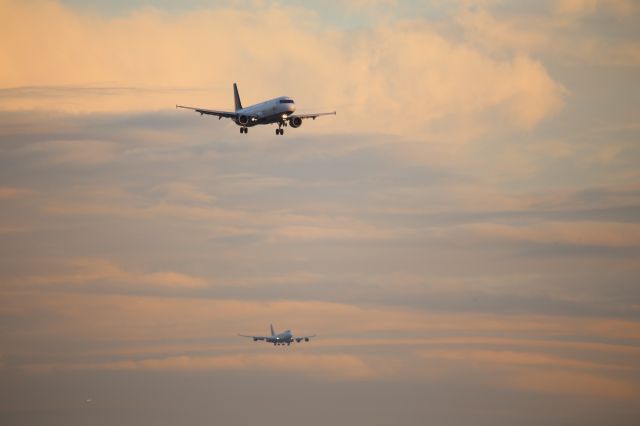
[1,0,639,424]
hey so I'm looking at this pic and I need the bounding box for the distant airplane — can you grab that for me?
[239,324,316,346]
[177,83,336,135]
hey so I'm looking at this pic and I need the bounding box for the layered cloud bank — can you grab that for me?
[1,1,640,425]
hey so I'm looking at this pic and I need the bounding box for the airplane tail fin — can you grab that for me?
[233,83,243,111]
[270,324,275,336]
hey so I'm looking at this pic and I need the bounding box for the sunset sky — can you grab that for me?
[1,0,640,425]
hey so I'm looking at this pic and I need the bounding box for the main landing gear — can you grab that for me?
[240,127,248,134]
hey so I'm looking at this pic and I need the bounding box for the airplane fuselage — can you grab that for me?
[234,96,296,127]
[266,330,294,345]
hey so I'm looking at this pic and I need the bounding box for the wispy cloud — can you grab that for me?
[24,140,117,165]
[508,369,639,398]
[419,348,640,398]
[13,258,208,289]
[24,353,374,380]
[453,221,640,248]
[0,186,34,199]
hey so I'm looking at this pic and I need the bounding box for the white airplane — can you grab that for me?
[239,324,316,346]
[177,83,336,135]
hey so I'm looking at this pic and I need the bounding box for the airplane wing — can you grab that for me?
[290,111,336,120]
[176,105,237,119]
[294,334,316,342]
[238,334,268,341]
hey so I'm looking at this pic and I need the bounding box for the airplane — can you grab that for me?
[177,83,336,135]
[239,324,316,346]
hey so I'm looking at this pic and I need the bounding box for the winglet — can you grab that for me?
[233,83,243,111]
[270,324,275,336]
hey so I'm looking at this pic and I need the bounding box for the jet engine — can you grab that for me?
[289,116,302,128]
[237,114,249,125]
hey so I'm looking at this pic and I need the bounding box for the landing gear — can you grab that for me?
[276,121,286,135]
[276,128,284,135]
[240,127,248,134]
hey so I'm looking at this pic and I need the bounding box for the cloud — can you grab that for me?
[0,225,32,234]
[16,258,208,289]
[0,187,36,234]
[0,0,564,137]
[419,349,631,371]
[508,369,639,398]
[27,353,373,380]
[5,289,640,396]
[24,140,117,166]
[0,186,34,199]
[457,1,640,66]
[455,221,640,248]
[320,335,640,357]
[269,221,396,242]
[4,291,640,343]
[418,348,640,398]
[38,184,405,243]
[151,182,216,204]
[554,0,637,18]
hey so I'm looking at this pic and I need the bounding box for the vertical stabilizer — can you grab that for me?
[233,83,243,111]
[270,324,275,336]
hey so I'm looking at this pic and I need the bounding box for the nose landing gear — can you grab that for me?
[240,127,248,134]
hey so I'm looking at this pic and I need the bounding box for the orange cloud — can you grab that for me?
[419,349,632,371]
[509,370,639,398]
[0,0,564,137]
[151,182,216,204]
[317,336,640,361]
[24,140,116,165]
[0,186,34,199]
[16,258,208,289]
[41,188,409,243]
[6,291,640,394]
[457,1,640,67]
[453,221,640,248]
[417,347,640,398]
[0,186,34,233]
[555,0,637,18]
[4,290,640,343]
[24,353,374,380]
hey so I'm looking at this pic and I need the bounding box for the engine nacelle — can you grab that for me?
[304,337,309,342]
[289,116,302,128]
[237,114,249,125]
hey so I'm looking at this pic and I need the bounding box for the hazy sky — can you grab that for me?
[1,0,640,425]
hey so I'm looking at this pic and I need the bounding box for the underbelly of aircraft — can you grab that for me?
[234,111,289,127]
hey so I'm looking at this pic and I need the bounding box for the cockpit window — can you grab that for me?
[279,99,294,104]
